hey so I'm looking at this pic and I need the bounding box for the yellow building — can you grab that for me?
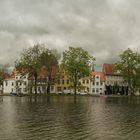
[55,70,71,94]
[54,70,91,94]
[79,77,90,94]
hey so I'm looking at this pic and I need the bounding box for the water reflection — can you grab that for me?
[0,96,140,139]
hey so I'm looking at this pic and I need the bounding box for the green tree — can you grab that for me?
[0,64,9,93]
[61,47,95,94]
[40,49,58,94]
[115,48,140,95]
[15,44,44,94]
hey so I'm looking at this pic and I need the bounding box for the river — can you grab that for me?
[0,95,140,140]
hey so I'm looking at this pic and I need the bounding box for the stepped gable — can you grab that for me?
[91,71,105,81]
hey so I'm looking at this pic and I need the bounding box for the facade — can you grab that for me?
[3,67,56,94]
[55,70,71,94]
[0,85,3,94]
[90,71,105,95]
[3,64,131,95]
[3,69,29,94]
[103,63,128,95]
[28,66,56,94]
[80,77,90,94]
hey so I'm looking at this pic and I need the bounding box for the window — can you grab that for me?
[83,80,85,84]
[96,82,99,86]
[38,87,40,91]
[92,88,95,93]
[86,80,89,84]
[58,80,60,84]
[20,82,22,86]
[96,88,99,93]
[62,79,65,84]
[51,86,54,91]
[101,82,103,85]
[67,80,69,84]
[24,82,27,85]
[16,82,18,86]
[57,87,61,92]
[92,81,95,85]
[11,82,14,86]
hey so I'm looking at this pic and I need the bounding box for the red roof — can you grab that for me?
[103,63,122,76]
[3,73,11,79]
[10,68,17,78]
[38,66,58,79]
[91,71,105,81]
[7,66,58,80]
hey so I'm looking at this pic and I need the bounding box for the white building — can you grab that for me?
[3,68,56,94]
[3,72,29,94]
[103,63,128,95]
[90,71,105,95]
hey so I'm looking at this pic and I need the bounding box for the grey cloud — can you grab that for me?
[0,0,140,70]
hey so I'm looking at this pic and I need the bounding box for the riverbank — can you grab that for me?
[0,93,131,98]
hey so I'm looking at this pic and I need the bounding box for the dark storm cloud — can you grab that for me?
[0,0,140,70]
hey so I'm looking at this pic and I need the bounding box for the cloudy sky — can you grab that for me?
[0,0,140,70]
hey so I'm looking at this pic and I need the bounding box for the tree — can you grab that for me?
[0,64,9,93]
[61,47,95,94]
[115,48,140,95]
[15,44,44,94]
[40,48,58,94]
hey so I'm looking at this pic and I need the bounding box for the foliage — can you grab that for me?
[40,48,58,94]
[61,47,95,94]
[0,65,9,85]
[15,44,45,94]
[115,48,140,94]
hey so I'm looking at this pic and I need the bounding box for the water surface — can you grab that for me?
[0,96,140,140]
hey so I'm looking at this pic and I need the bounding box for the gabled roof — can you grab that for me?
[10,68,17,78]
[103,63,122,76]
[6,66,58,80]
[103,63,114,75]
[3,73,11,80]
[91,71,105,81]
[38,66,58,79]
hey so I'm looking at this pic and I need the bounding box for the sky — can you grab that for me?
[0,0,140,70]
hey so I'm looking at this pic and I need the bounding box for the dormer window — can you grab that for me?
[96,76,99,79]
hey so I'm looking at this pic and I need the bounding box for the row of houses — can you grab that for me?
[2,63,129,95]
